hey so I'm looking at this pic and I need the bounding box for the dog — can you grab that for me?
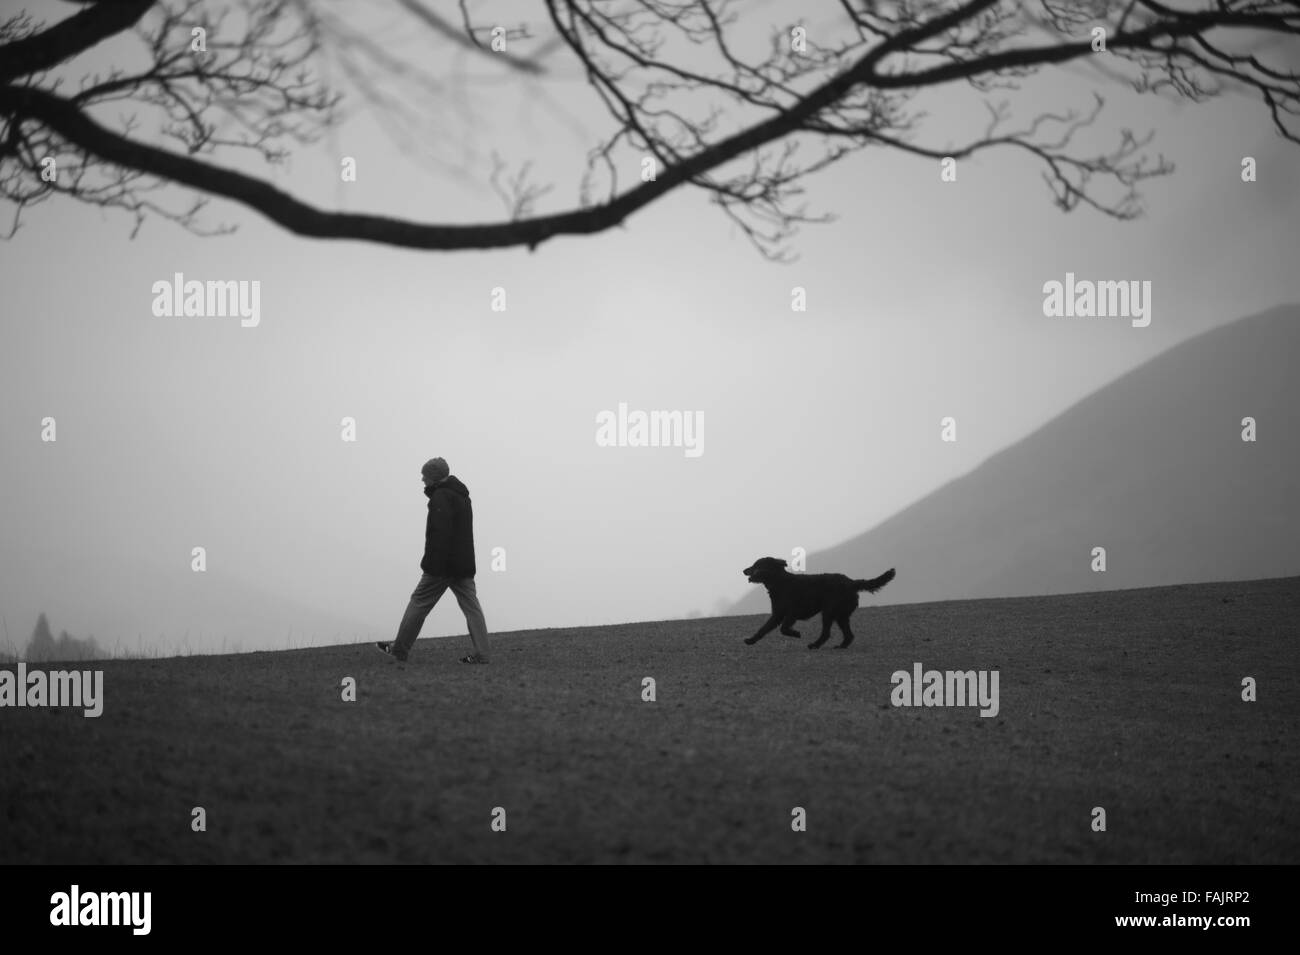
[742,557,895,649]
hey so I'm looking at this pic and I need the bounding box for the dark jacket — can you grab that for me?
[420,475,476,577]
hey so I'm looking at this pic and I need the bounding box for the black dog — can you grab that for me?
[743,557,895,649]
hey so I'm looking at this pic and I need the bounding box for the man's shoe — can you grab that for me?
[376,642,408,662]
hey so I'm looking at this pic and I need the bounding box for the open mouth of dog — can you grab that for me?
[743,559,779,583]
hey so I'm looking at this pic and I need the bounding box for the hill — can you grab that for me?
[732,305,1300,613]
[3,576,1296,864]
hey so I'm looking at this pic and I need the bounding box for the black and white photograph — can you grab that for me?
[1,0,1297,920]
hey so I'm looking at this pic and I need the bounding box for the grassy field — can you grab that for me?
[2,576,1297,864]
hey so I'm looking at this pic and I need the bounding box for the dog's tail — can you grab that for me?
[855,568,896,593]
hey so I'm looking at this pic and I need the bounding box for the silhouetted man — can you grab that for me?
[377,457,491,664]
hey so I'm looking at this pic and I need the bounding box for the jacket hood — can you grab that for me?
[425,475,470,500]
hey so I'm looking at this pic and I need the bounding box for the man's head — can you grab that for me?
[421,457,450,487]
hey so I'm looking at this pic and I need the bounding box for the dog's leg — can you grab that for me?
[745,614,781,645]
[835,614,855,649]
[779,614,801,638]
[808,613,835,650]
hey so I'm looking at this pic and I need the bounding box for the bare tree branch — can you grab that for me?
[2,0,1297,255]
[0,0,153,84]
[394,0,546,75]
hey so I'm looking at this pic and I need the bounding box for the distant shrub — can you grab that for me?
[25,613,102,662]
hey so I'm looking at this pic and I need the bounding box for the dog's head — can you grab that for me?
[743,557,789,583]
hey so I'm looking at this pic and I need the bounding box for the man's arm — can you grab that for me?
[426,490,453,544]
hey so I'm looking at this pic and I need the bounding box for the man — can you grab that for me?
[377,457,491,664]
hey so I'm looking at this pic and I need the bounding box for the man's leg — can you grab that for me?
[449,578,491,661]
[391,574,450,659]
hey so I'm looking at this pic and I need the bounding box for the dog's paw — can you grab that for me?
[743,637,759,645]
[807,644,822,650]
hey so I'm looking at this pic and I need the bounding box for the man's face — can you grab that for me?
[422,473,434,487]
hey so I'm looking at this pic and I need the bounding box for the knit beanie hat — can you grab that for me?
[422,457,450,483]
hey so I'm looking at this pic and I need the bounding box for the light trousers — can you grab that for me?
[392,574,490,659]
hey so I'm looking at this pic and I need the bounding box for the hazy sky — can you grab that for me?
[2,1,1298,655]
